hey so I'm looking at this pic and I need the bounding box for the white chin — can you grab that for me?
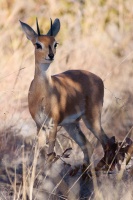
[45,59,53,63]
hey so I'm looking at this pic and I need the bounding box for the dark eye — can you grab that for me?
[35,43,42,49]
[54,43,58,48]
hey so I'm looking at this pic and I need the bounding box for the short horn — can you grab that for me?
[50,18,53,36]
[36,18,41,36]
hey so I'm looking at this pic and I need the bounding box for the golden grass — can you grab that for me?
[0,0,133,199]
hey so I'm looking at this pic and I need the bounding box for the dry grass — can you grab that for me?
[0,0,133,199]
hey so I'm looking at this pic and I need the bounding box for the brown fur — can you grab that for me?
[29,70,104,124]
[21,20,109,164]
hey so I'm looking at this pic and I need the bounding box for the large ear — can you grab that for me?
[19,21,37,41]
[47,18,60,37]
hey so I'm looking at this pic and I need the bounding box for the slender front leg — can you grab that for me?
[47,123,57,162]
[37,127,47,149]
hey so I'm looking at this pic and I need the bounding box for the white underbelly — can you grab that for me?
[59,111,84,126]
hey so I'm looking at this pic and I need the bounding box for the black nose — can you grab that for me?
[48,53,54,60]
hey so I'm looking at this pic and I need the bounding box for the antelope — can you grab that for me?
[20,18,110,166]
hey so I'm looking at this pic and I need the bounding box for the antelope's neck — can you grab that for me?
[34,62,52,87]
[32,64,53,98]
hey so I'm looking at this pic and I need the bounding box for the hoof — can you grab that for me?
[69,166,80,176]
[47,152,56,162]
[82,164,92,180]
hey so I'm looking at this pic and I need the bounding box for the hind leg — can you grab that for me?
[63,122,93,165]
[82,102,109,151]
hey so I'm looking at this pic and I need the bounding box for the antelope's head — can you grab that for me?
[20,18,60,69]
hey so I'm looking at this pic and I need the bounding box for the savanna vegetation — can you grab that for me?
[0,0,133,199]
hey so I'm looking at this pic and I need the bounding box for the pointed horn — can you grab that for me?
[36,18,41,36]
[50,18,53,36]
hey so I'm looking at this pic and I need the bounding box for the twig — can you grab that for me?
[107,126,133,174]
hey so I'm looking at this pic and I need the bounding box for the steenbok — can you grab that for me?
[20,18,111,166]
